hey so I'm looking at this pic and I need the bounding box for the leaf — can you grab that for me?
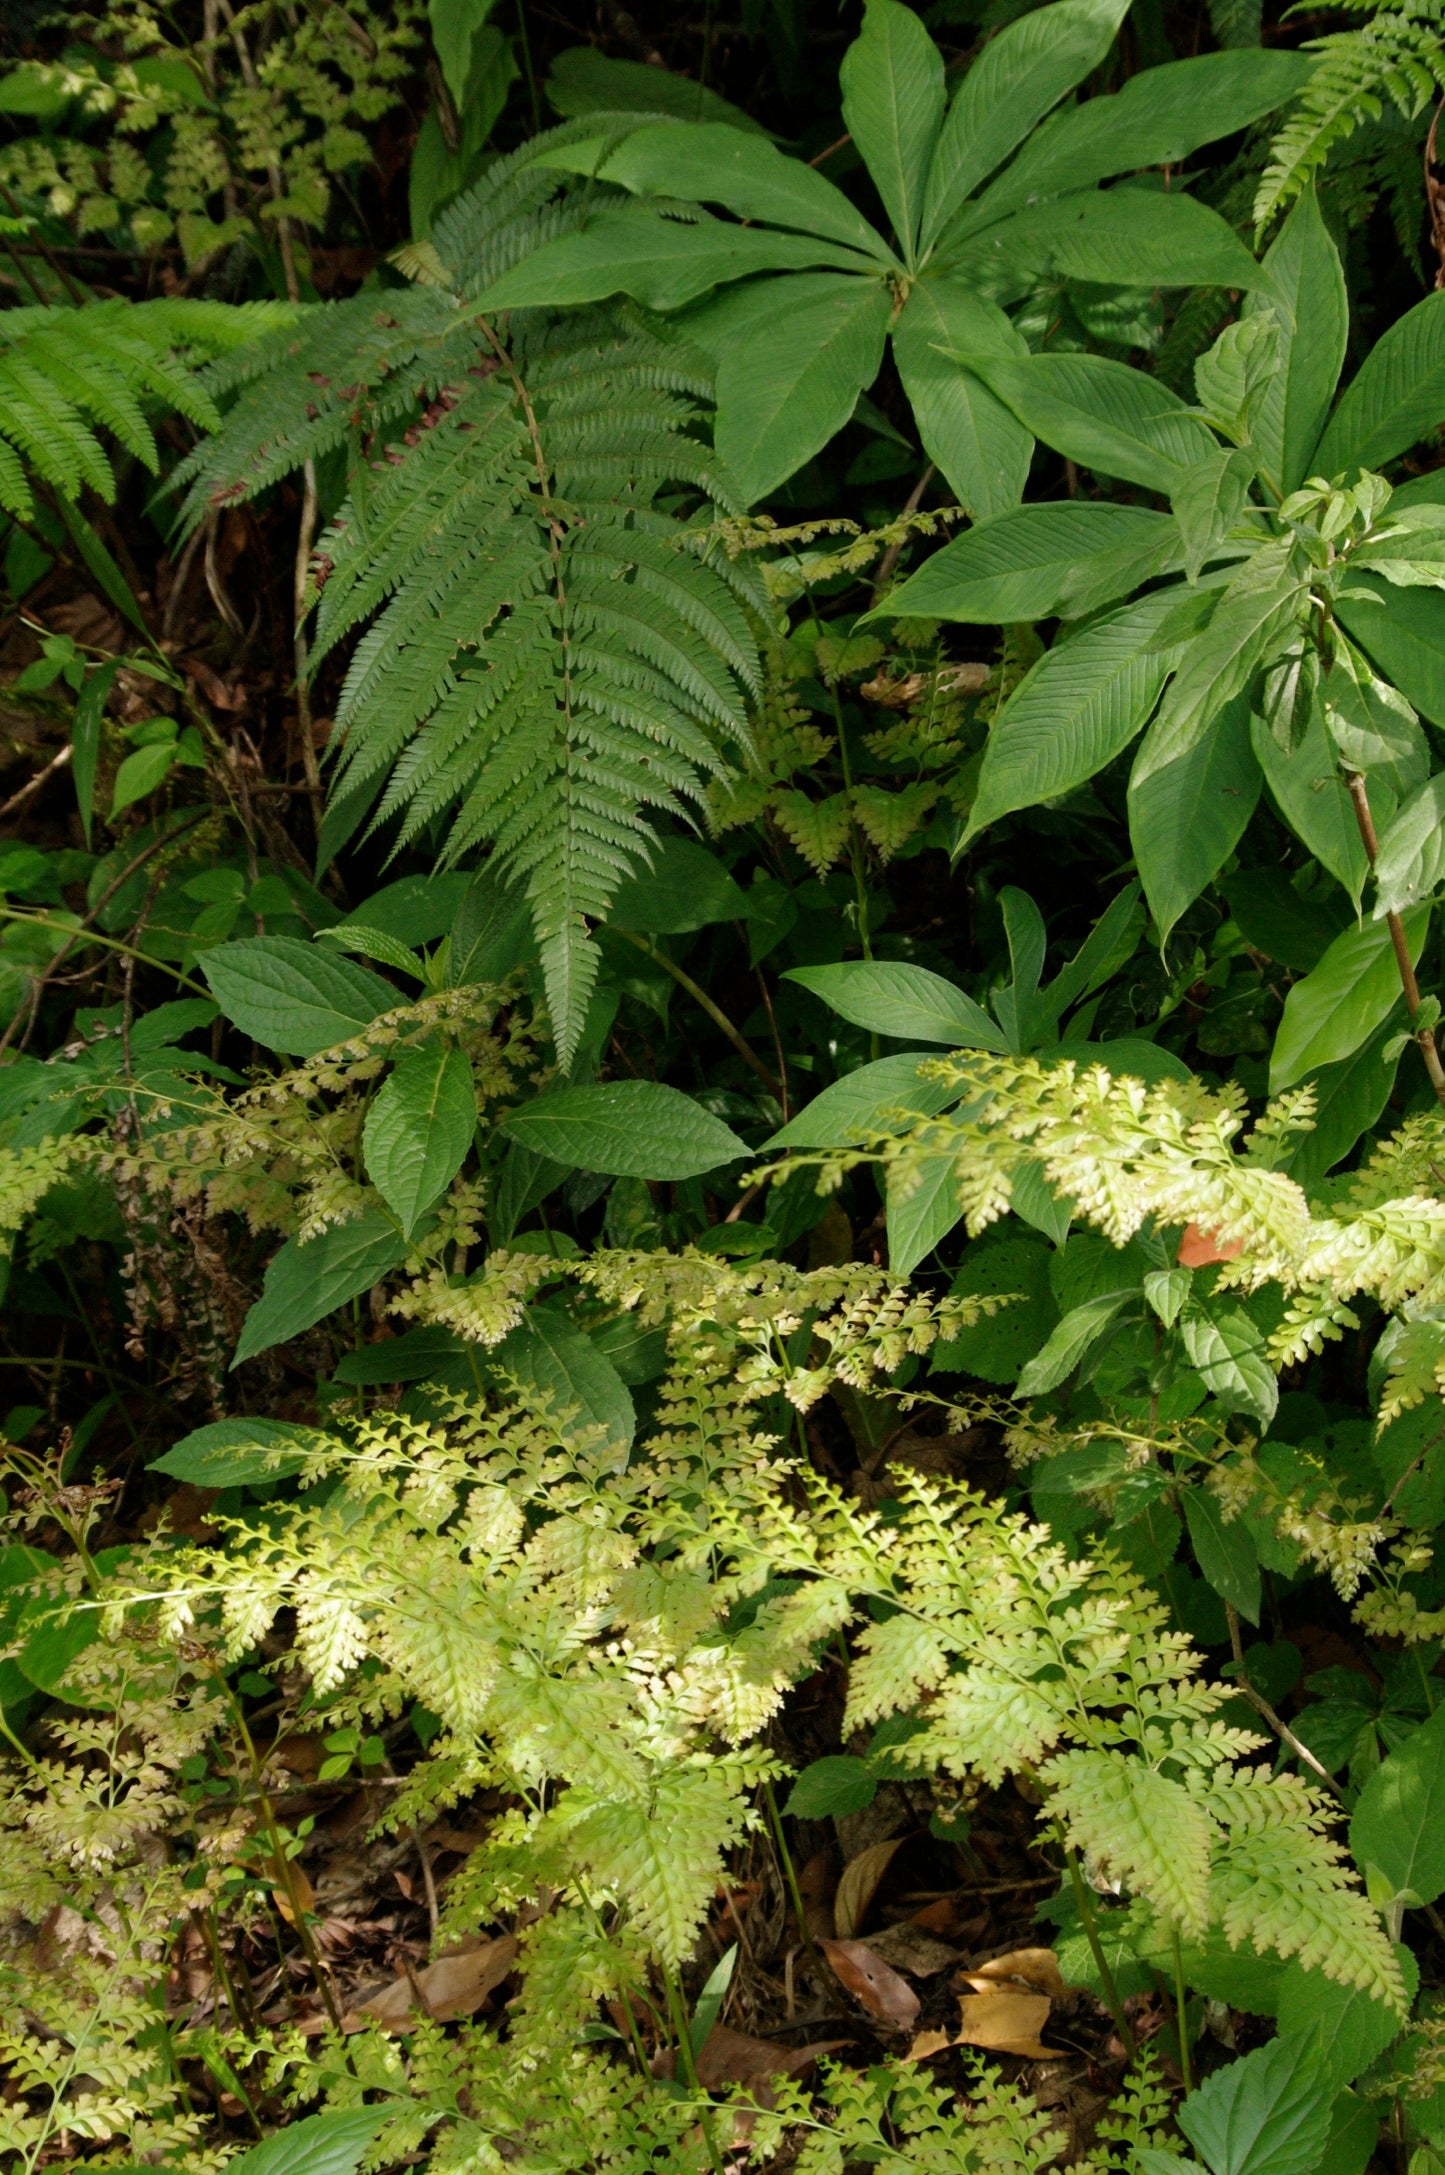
[840,0,945,264]
[966,589,1182,840]
[693,2023,852,2088]
[493,1304,635,1459]
[1270,909,1429,1091]
[1132,560,1306,783]
[935,1233,1058,1384]
[834,1838,906,1940]
[1277,1948,1419,2096]
[448,866,536,987]
[341,871,471,947]
[1181,1305,1279,1428]
[1016,1290,1135,1395]
[819,1936,921,2027]
[1316,289,1445,478]
[1173,448,1256,582]
[110,739,176,818]
[783,1755,878,1820]
[951,1986,1053,2058]
[1184,1488,1261,1623]
[545,45,769,132]
[479,205,870,312]
[886,1152,964,1278]
[149,1418,316,1489]
[1178,2034,1333,2175]
[1284,1025,1403,1192]
[1251,704,1370,904]
[220,2108,389,2175]
[714,273,891,505]
[1027,187,1268,294]
[1247,190,1348,497]
[233,1211,409,1367]
[363,1043,476,1239]
[1373,775,1445,915]
[784,960,1008,1048]
[1128,691,1262,942]
[1349,1704,1445,1908]
[497,1081,747,1179]
[430,0,497,105]
[883,501,1169,624]
[918,0,1130,248]
[769,1054,963,1147]
[890,279,1032,517]
[608,837,751,935]
[72,660,117,848]
[349,1934,518,2030]
[202,936,395,1057]
[963,352,1219,493]
[1338,577,1445,730]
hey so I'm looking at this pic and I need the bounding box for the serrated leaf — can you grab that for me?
[202,936,395,1057]
[1177,2034,1333,2175]
[233,1211,409,1367]
[783,1754,878,1820]
[497,1081,747,1179]
[222,2109,389,2175]
[363,1042,476,1238]
[1181,1305,1278,1427]
[768,1054,962,1148]
[149,1418,316,1489]
[1016,1289,1134,1395]
[1349,1704,1445,1910]
[1184,1487,1261,1622]
[494,1304,634,1458]
[886,1152,963,1277]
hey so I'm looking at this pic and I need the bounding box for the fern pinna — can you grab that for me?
[174,137,762,1061]
[1256,0,1445,229]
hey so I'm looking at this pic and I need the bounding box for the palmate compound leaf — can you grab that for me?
[173,151,762,1068]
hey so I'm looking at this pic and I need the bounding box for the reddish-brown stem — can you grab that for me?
[1345,768,1445,1110]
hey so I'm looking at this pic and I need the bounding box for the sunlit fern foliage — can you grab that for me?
[1256,0,1445,229]
[0,297,288,521]
[173,132,763,1062]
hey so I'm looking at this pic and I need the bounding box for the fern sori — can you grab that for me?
[0,297,288,520]
[174,137,763,1061]
[1256,0,1445,229]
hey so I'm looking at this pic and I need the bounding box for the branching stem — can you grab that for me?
[1344,768,1445,1110]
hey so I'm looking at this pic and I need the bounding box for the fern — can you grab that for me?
[174,136,763,1061]
[0,298,288,521]
[1256,0,1445,229]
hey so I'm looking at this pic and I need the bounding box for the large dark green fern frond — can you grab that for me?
[0,297,287,521]
[175,132,763,1063]
[1256,2,1445,229]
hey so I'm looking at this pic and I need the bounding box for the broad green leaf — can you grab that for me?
[72,659,118,848]
[1129,691,1262,942]
[1316,289,1445,477]
[1172,448,1256,582]
[1325,648,1427,799]
[1373,774,1445,914]
[934,1232,1059,1382]
[1277,1948,1418,2094]
[1251,707,1371,904]
[919,0,1130,249]
[222,2109,389,2175]
[978,50,1314,219]
[1017,186,1267,294]
[608,837,750,935]
[890,279,1031,517]
[495,1303,634,1458]
[783,1755,878,1820]
[840,0,945,264]
[784,960,1009,1049]
[1339,576,1445,729]
[967,589,1182,840]
[498,1081,747,1178]
[1181,1305,1278,1427]
[886,1151,963,1276]
[448,865,536,986]
[1223,867,1349,973]
[1184,1487,1261,1622]
[962,352,1219,492]
[1270,908,1430,1091]
[149,1418,316,1489]
[1051,1037,1195,1086]
[545,122,892,261]
[430,0,497,104]
[1178,2034,1333,2175]
[1285,1024,1403,1191]
[883,501,1169,624]
[1350,1703,1445,1908]
[714,274,891,504]
[363,1043,476,1238]
[1131,557,1306,783]
[110,739,176,817]
[233,1210,409,1367]
[202,936,395,1057]
[1246,189,1347,495]
[339,871,469,947]
[479,206,872,313]
[1016,1289,1134,1395]
[768,1054,962,1147]
[545,45,768,132]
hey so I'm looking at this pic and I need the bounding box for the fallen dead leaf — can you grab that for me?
[834,1836,904,1939]
[907,2027,957,2062]
[1178,1222,1243,1268]
[270,1863,316,1925]
[864,1922,958,1977]
[694,2024,850,2090]
[911,1896,989,1943]
[963,1947,1071,2000]
[345,1934,518,2032]
[955,1986,1053,2057]
[819,1936,921,2029]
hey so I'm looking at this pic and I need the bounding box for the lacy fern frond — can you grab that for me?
[0,297,288,520]
[1255,3,1445,229]
[172,138,764,1062]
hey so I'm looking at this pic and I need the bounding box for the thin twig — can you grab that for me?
[615,928,781,1095]
[0,742,70,822]
[1225,1601,1346,1800]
